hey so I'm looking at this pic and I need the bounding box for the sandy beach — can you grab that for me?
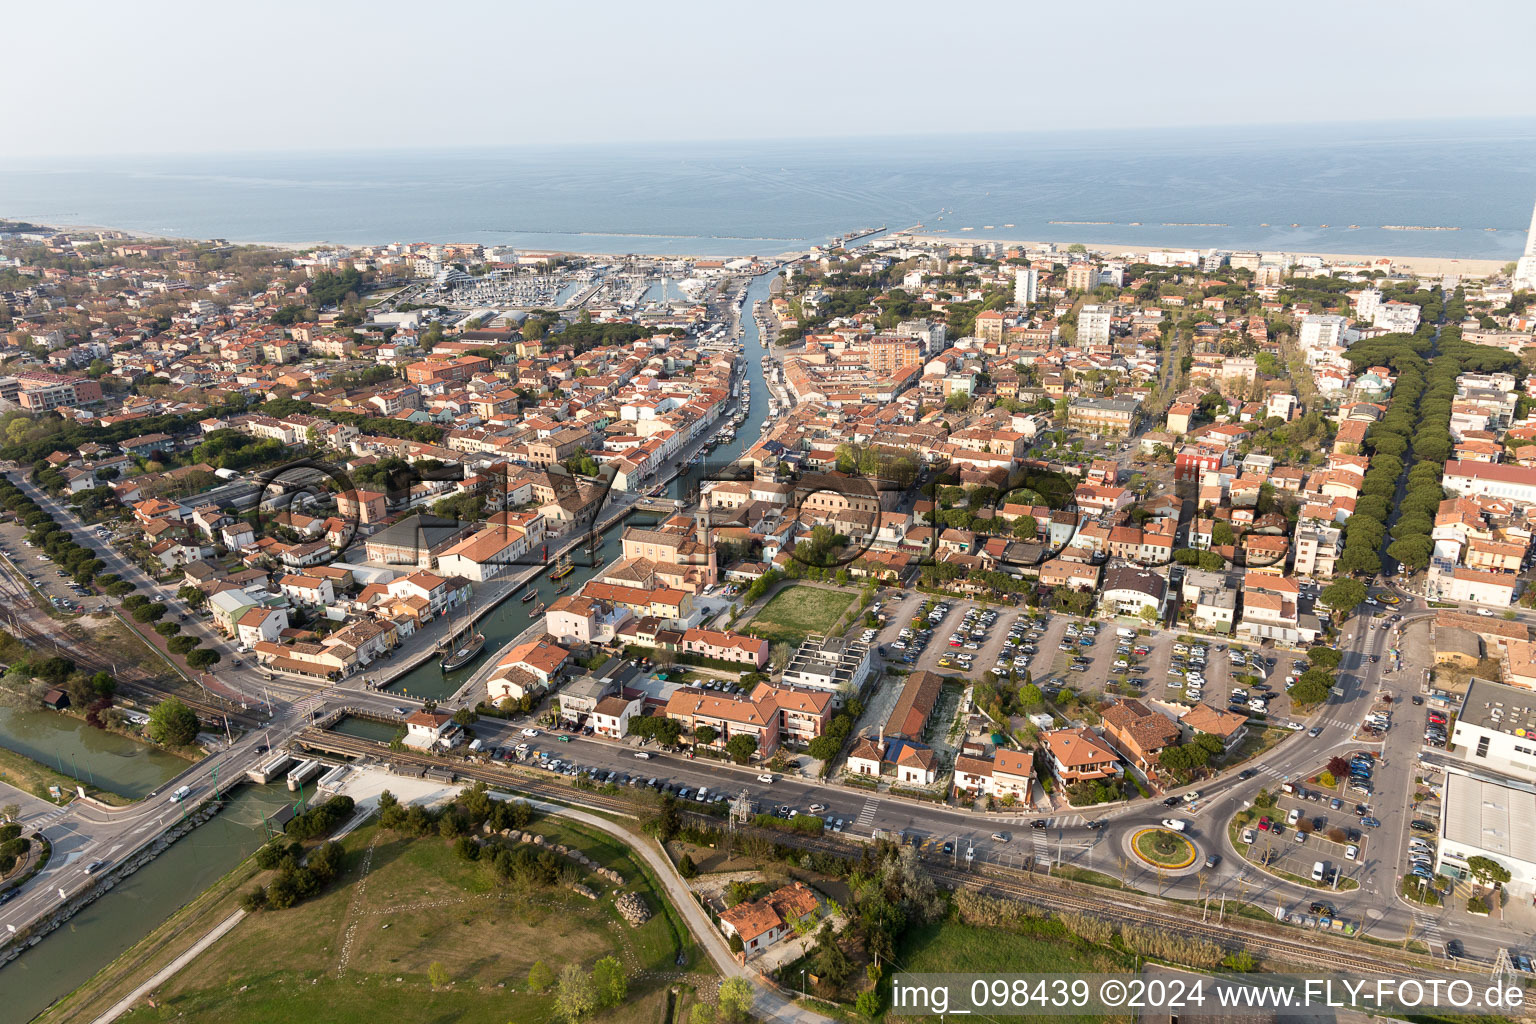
[49,222,323,252]
[37,220,1515,276]
[897,231,1511,278]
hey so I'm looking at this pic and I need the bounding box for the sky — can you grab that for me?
[10,0,1536,158]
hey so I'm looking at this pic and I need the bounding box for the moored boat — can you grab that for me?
[440,630,486,671]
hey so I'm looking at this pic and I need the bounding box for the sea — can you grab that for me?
[2,119,1534,259]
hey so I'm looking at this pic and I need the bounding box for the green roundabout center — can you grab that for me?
[1131,827,1198,869]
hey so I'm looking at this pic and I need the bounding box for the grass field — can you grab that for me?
[892,913,1131,1024]
[747,585,855,644]
[49,815,706,1024]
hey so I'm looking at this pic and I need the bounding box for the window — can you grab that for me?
[1475,736,1490,759]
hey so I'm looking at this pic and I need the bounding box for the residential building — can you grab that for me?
[780,634,873,696]
[716,882,821,959]
[1041,727,1120,784]
[1067,397,1140,436]
[1099,565,1168,619]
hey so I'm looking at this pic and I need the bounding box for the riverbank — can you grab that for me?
[896,231,1510,277]
[0,795,229,969]
[31,792,710,1024]
[0,744,131,807]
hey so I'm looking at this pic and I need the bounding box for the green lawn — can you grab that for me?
[747,585,855,644]
[109,818,702,1024]
[893,913,1130,1024]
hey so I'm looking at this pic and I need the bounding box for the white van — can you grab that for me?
[1311,861,1326,882]
[171,785,191,803]
[1117,628,1136,640]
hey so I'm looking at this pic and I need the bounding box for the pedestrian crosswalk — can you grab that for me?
[290,695,324,718]
[854,797,879,831]
[1412,911,1445,948]
[1250,763,1286,778]
[31,806,69,830]
[1317,716,1357,730]
[998,813,1088,828]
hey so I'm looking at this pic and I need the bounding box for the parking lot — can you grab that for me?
[1241,783,1373,890]
[875,594,1034,683]
[0,516,105,614]
[870,590,1324,739]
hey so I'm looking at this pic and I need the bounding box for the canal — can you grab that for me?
[1,783,296,1023]
[666,269,777,498]
[384,268,780,703]
[0,707,185,800]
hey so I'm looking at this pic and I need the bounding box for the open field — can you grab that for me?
[746,585,854,644]
[892,912,1131,1024]
[43,815,707,1024]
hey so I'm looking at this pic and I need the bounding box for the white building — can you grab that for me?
[1512,197,1536,293]
[1014,267,1039,306]
[1298,314,1347,352]
[1373,301,1422,333]
[1436,770,1536,896]
[780,634,874,696]
[1355,288,1383,321]
[1098,565,1167,619]
[403,710,457,750]
[1078,305,1113,346]
[1447,678,1536,784]
[1442,460,1536,508]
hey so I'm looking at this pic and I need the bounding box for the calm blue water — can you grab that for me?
[3,120,1534,258]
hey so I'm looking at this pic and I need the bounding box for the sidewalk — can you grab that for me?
[90,909,247,1024]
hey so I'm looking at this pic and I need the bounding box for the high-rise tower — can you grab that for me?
[1514,198,1536,292]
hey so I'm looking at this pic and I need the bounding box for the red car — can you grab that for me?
[1428,713,1447,725]
[1257,816,1272,832]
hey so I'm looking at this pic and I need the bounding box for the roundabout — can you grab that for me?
[1129,827,1199,870]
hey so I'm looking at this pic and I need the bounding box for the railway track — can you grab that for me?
[297,729,1439,975]
[0,601,255,724]
[927,864,1428,977]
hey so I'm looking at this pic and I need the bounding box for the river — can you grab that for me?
[384,269,780,703]
[0,708,185,800]
[0,783,295,1023]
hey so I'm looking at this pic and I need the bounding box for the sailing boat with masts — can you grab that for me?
[438,599,486,672]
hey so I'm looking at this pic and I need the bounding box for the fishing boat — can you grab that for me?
[440,627,486,671]
[548,554,575,581]
[438,603,486,671]
[529,600,545,616]
[520,587,538,603]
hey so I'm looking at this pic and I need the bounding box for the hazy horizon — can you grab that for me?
[3,114,1533,166]
[9,0,1535,159]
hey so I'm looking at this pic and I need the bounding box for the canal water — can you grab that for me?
[330,715,403,744]
[384,269,779,704]
[0,708,185,800]
[0,783,296,1024]
[666,270,776,499]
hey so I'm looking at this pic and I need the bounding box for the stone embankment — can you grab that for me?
[0,799,225,968]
